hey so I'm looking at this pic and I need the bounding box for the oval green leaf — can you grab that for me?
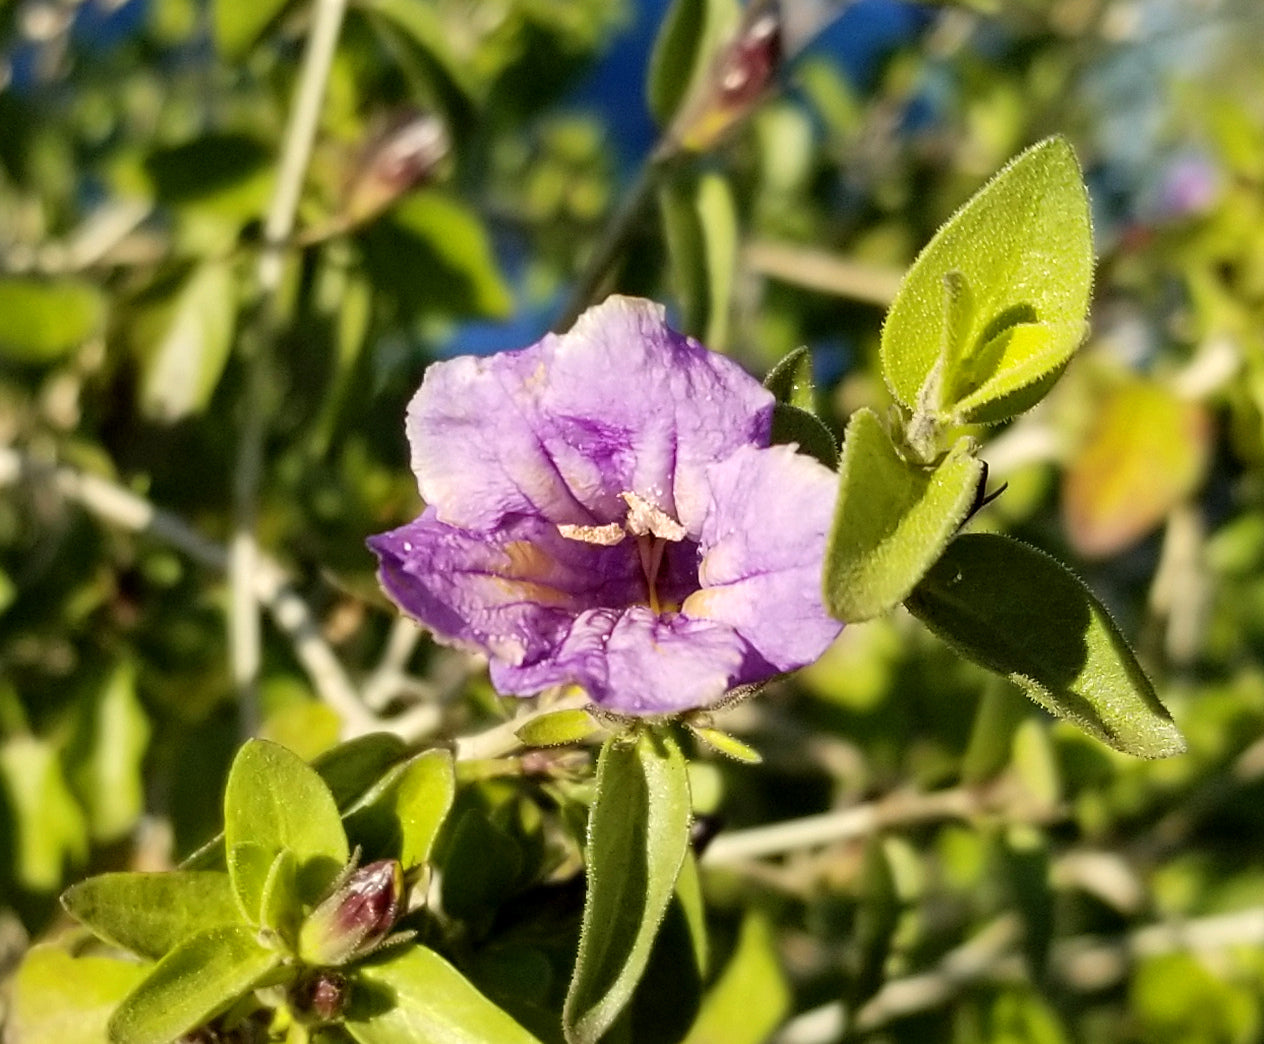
[62,871,242,961]
[223,740,349,921]
[0,277,105,364]
[905,533,1185,758]
[346,946,543,1044]
[563,730,693,1044]
[108,926,281,1044]
[824,408,984,622]
[881,137,1092,423]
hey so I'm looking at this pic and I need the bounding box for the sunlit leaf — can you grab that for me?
[8,945,148,1044]
[682,914,789,1044]
[0,736,87,892]
[344,749,456,870]
[0,277,105,364]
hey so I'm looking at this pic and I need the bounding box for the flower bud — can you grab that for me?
[298,859,405,967]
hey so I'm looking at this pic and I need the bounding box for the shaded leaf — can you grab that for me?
[346,946,543,1044]
[824,408,984,622]
[763,346,816,412]
[62,871,242,960]
[9,945,148,1044]
[905,534,1185,758]
[1063,380,1211,557]
[770,402,837,469]
[109,926,281,1044]
[315,732,412,810]
[563,730,692,1044]
[0,277,105,364]
[881,137,1092,424]
[344,749,455,870]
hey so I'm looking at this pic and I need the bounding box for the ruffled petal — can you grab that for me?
[368,509,641,666]
[491,606,748,715]
[682,444,844,671]
[408,296,773,533]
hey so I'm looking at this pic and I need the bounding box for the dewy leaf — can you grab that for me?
[64,659,150,843]
[0,276,105,364]
[1063,379,1212,557]
[881,137,1092,424]
[824,408,984,622]
[763,346,816,412]
[563,730,692,1044]
[136,260,237,423]
[346,946,543,1044]
[343,749,456,870]
[222,740,349,922]
[647,0,740,128]
[62,871,243,961]
[905,533,1186,758]
[108,925,281,1044]
[681,914,790,1044]
[9,945,148,1044]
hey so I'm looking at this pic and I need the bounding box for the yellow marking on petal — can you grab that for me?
[490,541,574,607]
[501,541,555,579]
[681,589,720,619]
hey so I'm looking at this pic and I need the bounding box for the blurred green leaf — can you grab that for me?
[1001,824,1054,978]
[647,0,740,128]
[347,946,543,1044]
[212,0,295,59]
[682,914,789,1044]
[134,261,238,423]
[64,660,150,843]
[881,137,1092,425]
[223,740,349,922]
[356,0,482,100]
[563,730,692,1044]
[9,945,148,1044]
[824,408,984,622]
[109,926,281,1044]
[660,170,738,348]
[0,736,88,892]
[344,748,455,869]
[847,838,900,1009]
[62,871,242,960]
[0,277,105,364]
[143,134,273,221]
[1063,379,1211,557]
[440,807,524,930]
[905,534,1186,758]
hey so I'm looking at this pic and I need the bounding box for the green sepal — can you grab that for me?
[61,871,243,961]
[222,740,349,922]
[881,137,1092,426]
[515,708,602,748]
[824,408,984,622]
[346,946,543,1044]
[686,723,762,765]
[770,403,838,469]
[108,925,283,1044]
[905,533,1186,758]
[343,749,456,870]
[763,347,817,412]
[563,730,693,1044]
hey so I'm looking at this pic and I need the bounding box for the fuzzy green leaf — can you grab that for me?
[222,740,349,922]
[563,730,693,1044]
[62,871,242,961]
[881,137,1092,424]
[770,402,838,469]
[346,946,543,1044]
[515,709,601,748]
[824,408,984,622]
[108,926,281,1044]
[905,534,1185,758]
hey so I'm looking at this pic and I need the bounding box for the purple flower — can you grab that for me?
[368,296,842,715]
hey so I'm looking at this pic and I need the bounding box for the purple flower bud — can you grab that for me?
[299,859,405,967]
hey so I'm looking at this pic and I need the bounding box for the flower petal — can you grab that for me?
[683,444,843,671]
[491,605,748,715]
[409,296,773,533]
[368,509,641,666]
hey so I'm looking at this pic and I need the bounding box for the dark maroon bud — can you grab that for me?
[291,970,350,1022]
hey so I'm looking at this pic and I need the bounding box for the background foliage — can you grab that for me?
[4,0,1264,1041]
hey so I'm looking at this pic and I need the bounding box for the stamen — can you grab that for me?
[635,534,670,616]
